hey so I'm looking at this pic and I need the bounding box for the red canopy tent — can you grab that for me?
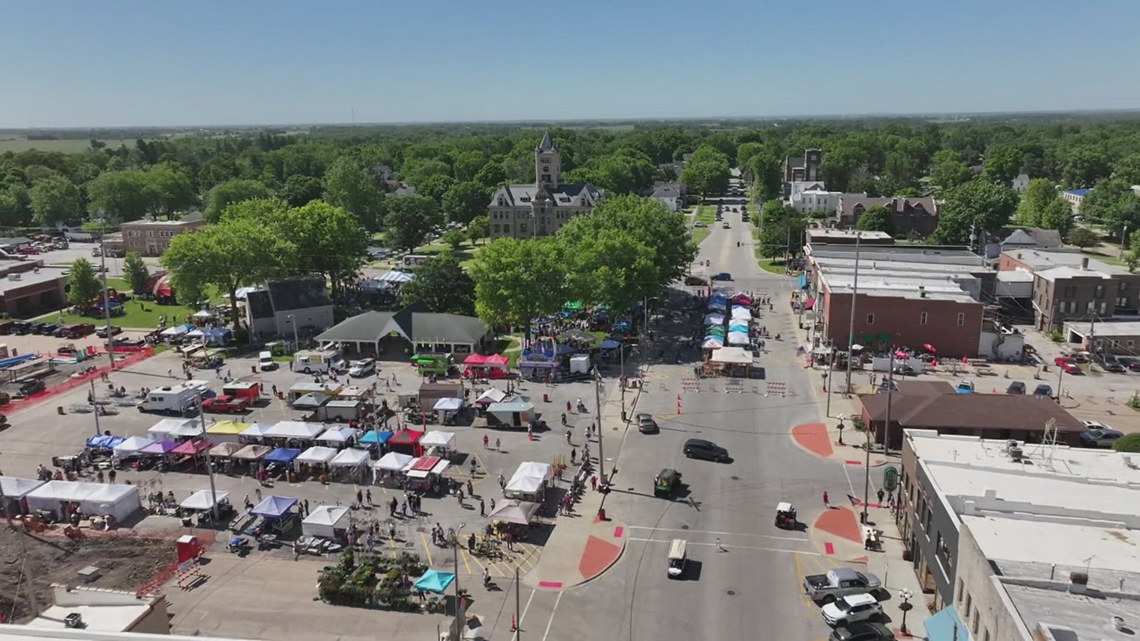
[172,439,211,456]
[465,353,509,379]
[463,354,488,366]
[388,429,425,456]
[153,273,174,299]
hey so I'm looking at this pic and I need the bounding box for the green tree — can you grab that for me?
[929,180,1019,245]
[471,238,566,333]
[0,185,32,227]
[442,229,465,252]
[86,170,149,221]
[466,215,489,245]
[279,175,324,207]
[1116,153,1140,186]
[562,227,657,312]
[266,200,368,298]
[747,151,783,202]
[452,151,487,182]
[756,202,807,259]
[385,195,443,252]
[1067,226,1099,249]
[855,205,896,235]
[323,157,387,231]
[1015,179,1061,226]
[122,252,150,294]
[162,217,290,330]
[982,146,1023,185]
[402,159,453,186]
[473,163,507,190]
[1080,179,1140,235]
[144,164,197,218]
[1113,432,1140,453]
[928,150,972,191]
[565,149,656,195]
[441,181,490,225]
[398,250,475,315]
[29,176,82,225]
[203,179,274,223]
[416,174,455,206]
[1058,146,1112,188]
[67,258,102,305]
[1039,198,1075,237]
[680,146,731,197]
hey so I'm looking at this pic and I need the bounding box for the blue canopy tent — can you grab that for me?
[86,435,125,450]
[264,447,302,464]
[250,495,298,519]
[359,430,394,446]
[203,328,233,347]
[728,324,749,333]
[599,339,621,350]
[413,569,456,594]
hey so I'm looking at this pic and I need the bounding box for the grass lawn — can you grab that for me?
[695,206,717,224]
[690,227,711,246]
[758,258,787,274]
[492,335,523,368]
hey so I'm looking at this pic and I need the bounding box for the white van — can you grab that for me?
[258,351,277,371]
[138,381,208,415]
[667,539,687,579]
[293,350,345,374]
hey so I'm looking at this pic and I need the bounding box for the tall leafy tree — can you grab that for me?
[747,150,783,202]
[271,200,368,297]
[471,238,566,333]
[416,174,456,205]
[1116,153,1140,186]
[680,146,731,197]
[398,250,475,315]
[323,157,387,231]
[756,202,807,259]
[563,228,657,312]
[162,217,290,330]
[1067,226,1099,248]
[466,216,489,245]
[982,146,1023,185]
[67,258,102,305]
[279,175,324,207]
[144,164,197,218]
[441,181,491,225]
[29,176,82,225]
[1039,198,1075,237]
[203,179,274,223]
[1058,146,1112,188]
[0,185,32,227]
[565,149,656,195]
[928,150,972,191]
[1015,179,1061,226]
[855,205,896,235]
[1080,179,1140,235]
[86,170,149,220]
[122,252,150,294]
[930,180,1019,245]
[385,195,443,252]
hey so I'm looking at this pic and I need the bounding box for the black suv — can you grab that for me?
[683,438,729,462]
[1006,381,1026,395]
[829,622,894,641]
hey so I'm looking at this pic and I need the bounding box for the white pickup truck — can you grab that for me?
[803,567,881,603]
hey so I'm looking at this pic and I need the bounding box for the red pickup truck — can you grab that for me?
[201,395,251,413]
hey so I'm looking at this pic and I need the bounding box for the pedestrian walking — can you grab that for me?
[470,458,477,475]
[457,489,465,504]
[497,473,505,489]
[716,538,725,552]
[255,488,262,502]
[388,521,396,541]
[822,491,830,509]
[108,469,116,483]
[243,495,252,510]
[570,447,577,464]
[466,479,474,496]
[356,489,363,505]
[483,434,490,449]
[401,501,408,516]
[495,437,501,451]
[490,498,495,512]
[590,475,598,491]
[390,497,398,516]
[479,498,485,516]
[304,499,310,515]
[366,489,372,506]
[566,429,572,444]
[876,488,885,505]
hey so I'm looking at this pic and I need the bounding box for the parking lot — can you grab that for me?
[22,242,163,279]
[0,338,611,639]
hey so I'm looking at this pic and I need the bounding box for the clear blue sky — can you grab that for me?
[2,0,1138,128]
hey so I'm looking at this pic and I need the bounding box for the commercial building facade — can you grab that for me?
[998,250,1140,332]
[121,215,205,257]
[0,261,68,317]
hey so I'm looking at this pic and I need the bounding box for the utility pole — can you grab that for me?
[453,522,466,640]
[863,351,893,525]
[825,343,834,417]
[97,222,115,369]
[844,233,862,394]
[514,567,521,641]
[593,372,606,485]
[619,343,626,421]
[1121,223,1130,260]
[90,379,102,437]
[197,393,220,522]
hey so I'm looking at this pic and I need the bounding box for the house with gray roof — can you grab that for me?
[650,182,685,212]
[488,133,601,240]
[315,301,490,360]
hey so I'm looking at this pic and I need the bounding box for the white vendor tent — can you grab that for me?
[373,451,414,472]
[433,397,464,412]
[240,423,275,440]
[301,505,351,539]
[112,436,156,458]
[295,446,338,466]
[730,306,751,321]
[169,421,205,439]
[420,431,456,450]
[180,490,230,511]
[505,461,552,496]
[265,421,326,441]
[317,427,360,446]
[710,346,753,366]
[147,418,195,440]
[726,331,750,346]
[475,388,507,405]
[0,476,45,499]
[329,448,369,468]
[25,481,141,522]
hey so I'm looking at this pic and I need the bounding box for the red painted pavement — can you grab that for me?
[824,542,835,555]
[579,535,622,580]
[612,526,623,538]
[791,422,833,458]
[814,506,863,544]
[538,581,563,589]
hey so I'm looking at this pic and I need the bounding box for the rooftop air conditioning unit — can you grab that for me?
[1009,446,1024,461]
[64,613,84,629]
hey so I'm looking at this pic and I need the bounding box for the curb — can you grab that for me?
[534,527,629,592]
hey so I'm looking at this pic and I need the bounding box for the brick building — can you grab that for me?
[835,195,939,237]
[805,244,989,357]
[998,249,1140,331]
[121,214,205,257]
[0,260,68,317]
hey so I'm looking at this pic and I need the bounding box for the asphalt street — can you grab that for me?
[527,206,853,641]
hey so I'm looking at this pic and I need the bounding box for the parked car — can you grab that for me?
[11,322,32,335]
[1098,357,1126,373]
[821,594,883,627]
[683,438,729,462]
[16,379,46,397]
[1032,384,1054,397]
[95,325,122,338]
[1006,381,1026,395]
[710,272,732,281]
[1055,359,1081,374]
[1081,419,1109,430]
[804,567,882,603]
[683,276,707,286]
[636,413,659,434]
[348,359,376,378]
[828,622,894,641]
[1080,428,1123,448]
[693,222,708,228]
[722,222,730,229]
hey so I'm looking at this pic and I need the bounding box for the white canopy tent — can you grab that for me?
[730,307,752,321]
[475,388,507,405]
[25,481,141,522]
[317,427,360,446]
[265,421,326,441]
[373,451,413,472]
[329,448,369,468]
[420,430,456,450]
[710,346,753,365]
[726,332,750,346]
[147,418,195,440]
[505,461,552,496]
[433,397,464,412]
[112,436,156,458]
[295,446,338,466]
[169,421,205,439]
[240,423,275,440]
[0,476,45,499]
[180,490,230,511]
[703,314,725,326]
[301,505,351,539]
[160,325,190,337]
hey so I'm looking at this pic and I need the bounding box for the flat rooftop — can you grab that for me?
[807,229,892,241]
[813,255,982,302]
[0,269,68,294]
[809,244,981,262]
[0,626,242,641]
[1065,321,1140,337]
[964,516,1140,578]
[28,604,150,632]
[1002,582,1140,641]
[1005,249,1130,276]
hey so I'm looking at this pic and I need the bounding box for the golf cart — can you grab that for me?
[654,468,682,497]
[775,501,797,529]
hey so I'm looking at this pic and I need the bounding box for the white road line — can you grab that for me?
[540,591,563,641]
[625,525,803,542]
[511,588,538,641]
[629,537,820,555]
[842,460,856,496]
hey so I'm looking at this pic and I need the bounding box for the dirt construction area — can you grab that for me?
[0,528,174,623]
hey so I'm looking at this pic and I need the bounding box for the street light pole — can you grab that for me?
[899,589,914,635]
[286,314,299,351]
[453,522,466,640]
[1121,223,1130,260]
[593,372,606,485]
[825,343,834,417]
[97,222,115,369]
[844,233,862,394]
[197,393,220,522]
[90,380,102,437]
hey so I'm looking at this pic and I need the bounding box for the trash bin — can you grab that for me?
[543,393,550,403]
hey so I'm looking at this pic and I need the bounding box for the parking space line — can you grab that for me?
[419,532,434,566]
[460,546,472,574]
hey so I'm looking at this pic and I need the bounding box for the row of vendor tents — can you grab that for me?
[0,476,140,522]
[703,292,754,349]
